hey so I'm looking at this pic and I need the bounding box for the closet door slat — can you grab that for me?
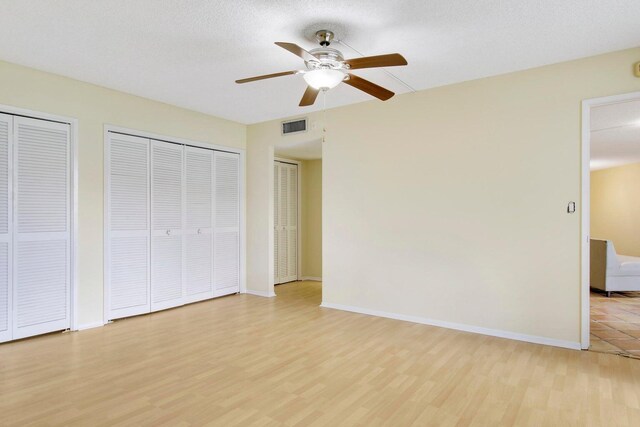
[106,133,150,320]
[214,151,240,295]
[13,116,70,339]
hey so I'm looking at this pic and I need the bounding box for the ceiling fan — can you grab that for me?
[235,30,408,107]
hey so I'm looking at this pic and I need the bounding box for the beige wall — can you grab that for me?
[248,47,640,347]
[301,159,322,278]
[591,163,640,257]
[0,60,246,327]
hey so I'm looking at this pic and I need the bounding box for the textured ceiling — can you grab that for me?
[1,1,639,124]
[591,99,640,171]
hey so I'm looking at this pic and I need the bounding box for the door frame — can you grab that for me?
[580,90,640,349]
[274,157,302,284]
[0,103,79,333]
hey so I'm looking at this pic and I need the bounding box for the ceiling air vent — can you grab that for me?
[282,118,307,135]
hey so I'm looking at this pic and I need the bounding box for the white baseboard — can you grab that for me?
[245,289,277,298]
[320,302,581,350]
[301,276,322,282]
[77,321,105,331]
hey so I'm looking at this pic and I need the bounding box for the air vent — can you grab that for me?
[282,118,307,135]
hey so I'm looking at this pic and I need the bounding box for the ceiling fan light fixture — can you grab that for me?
[303,68,345,90]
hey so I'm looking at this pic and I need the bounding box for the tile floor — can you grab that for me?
[590,290,640,358]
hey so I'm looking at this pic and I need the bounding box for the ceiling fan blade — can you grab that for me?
[275,42,318,63]
[299,86,320,107]
[235,70,298,84]
[344,53,407,70]
[344,74,395,101]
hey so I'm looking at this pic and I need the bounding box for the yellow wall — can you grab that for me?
[248,47,640,347]
[0,60,246,327]
[591,163,640,257]
[301,159,322,279]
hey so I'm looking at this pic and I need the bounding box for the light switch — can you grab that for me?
[567,201,576,213]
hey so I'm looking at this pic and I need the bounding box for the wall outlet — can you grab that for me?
[635,62,640,77]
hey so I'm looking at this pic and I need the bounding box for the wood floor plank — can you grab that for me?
[1,281,640,426]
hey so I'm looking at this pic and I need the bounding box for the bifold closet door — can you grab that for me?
[273,163,280,284]
[0,114,12,342]
[13,116,70,339]
[151,141,184,311]
[277,163,289,283]
[285,164,298,282]
[214,151,240,295]
[274,162,297,284]
[184,146,213,303]
[106,133,150,320]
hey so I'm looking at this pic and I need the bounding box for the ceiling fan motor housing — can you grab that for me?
[315,30,334,47]
[306,47,346,70]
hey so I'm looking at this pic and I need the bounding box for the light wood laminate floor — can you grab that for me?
[1,281,640,426]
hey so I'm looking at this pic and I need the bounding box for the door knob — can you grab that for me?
[197,228,202,234]
[166,229,171,236]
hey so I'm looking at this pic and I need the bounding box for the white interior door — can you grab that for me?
[0,114,12,342]
[274,162,298,284]
[184,146,213,303]
[151,141,184,311]
[214,151,240,295]
[274,162,280,284]
[106,133,150,320]
[286,164,298,282]
[13,116,70,339]
[278,163,289,282]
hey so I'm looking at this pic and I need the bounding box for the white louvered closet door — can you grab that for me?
[273,163,280,284]
[106,133,150,320]
[278,164,289,282]
[184,146,213,303]
[286,164,298,282]
[151,141,184,311]
[13,117,70,339]
[0,114,12,343]
[274,162,298,284]
[214,151,240,295]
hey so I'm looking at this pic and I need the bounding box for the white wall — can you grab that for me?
[591,162,640,257]
[0,60,246,327]
[248,47,640,347]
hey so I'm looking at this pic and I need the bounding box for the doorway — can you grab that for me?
[582,91,640,357]
[273,139,323,298]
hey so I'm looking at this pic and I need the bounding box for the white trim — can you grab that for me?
[580,90,640,350]
[105,124,245,155]
[321,302,581,350]
[244,289,276,298]
[0,104,79,337]
[77,321,105,331]
[301,276,322,282]
[239,145,247,294]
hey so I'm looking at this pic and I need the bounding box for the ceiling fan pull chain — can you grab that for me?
[322,90,327,143]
